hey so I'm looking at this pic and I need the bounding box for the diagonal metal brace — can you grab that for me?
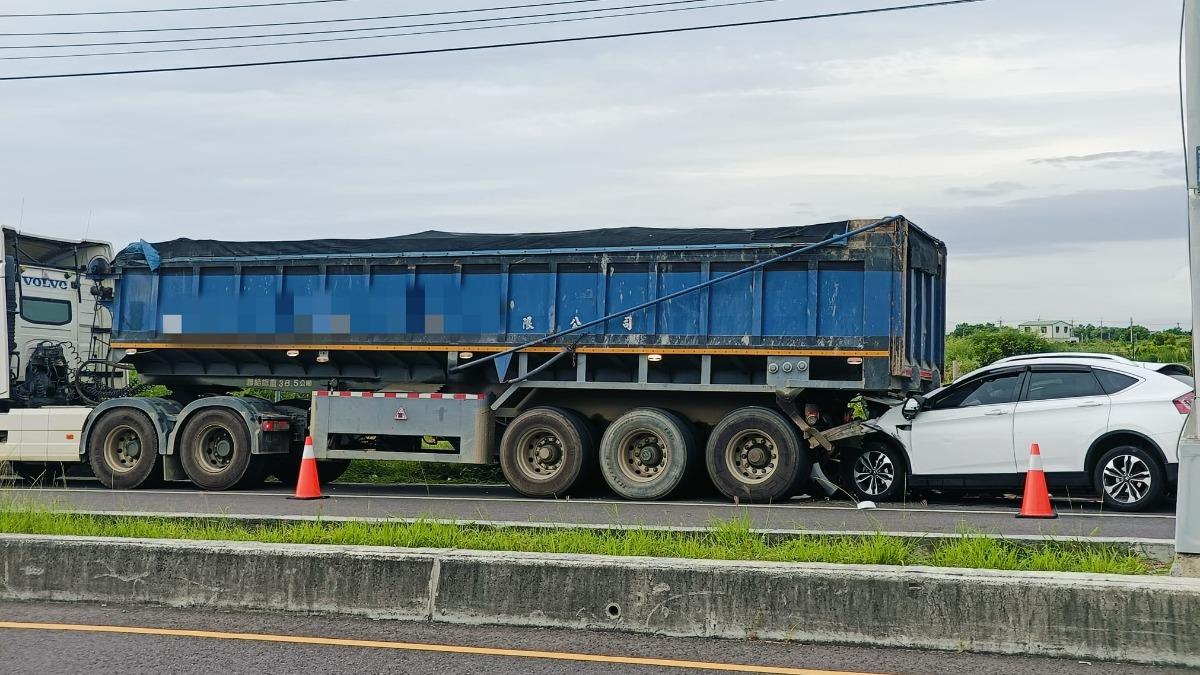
[775,388,834,453]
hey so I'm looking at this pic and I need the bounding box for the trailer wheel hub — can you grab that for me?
[517,429,566,480]
[726,431,778,484]
[637,444,663,468]
[618,431,669,482]
[746,446,769,468]
[535,441,562,465]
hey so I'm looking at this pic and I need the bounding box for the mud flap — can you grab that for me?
[162,452,188,482]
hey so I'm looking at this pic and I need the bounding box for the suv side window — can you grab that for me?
[930,371,1023,409]
[1024,369,1104,401]
[1093,368,1139,394]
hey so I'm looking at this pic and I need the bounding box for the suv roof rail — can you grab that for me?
[991,352,1132,365]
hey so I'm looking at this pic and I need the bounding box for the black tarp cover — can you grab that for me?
[115,219,944,273]
[117,222,856,265]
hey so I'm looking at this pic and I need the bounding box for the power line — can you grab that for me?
[0,0,663,36]
[1,0,785,60]
[0,0,363,18]
[0,0,722,49]
[0,0,990,81]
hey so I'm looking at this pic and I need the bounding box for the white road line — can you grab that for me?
[0,486,1176,519]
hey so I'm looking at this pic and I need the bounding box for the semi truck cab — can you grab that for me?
[0,229,122,479]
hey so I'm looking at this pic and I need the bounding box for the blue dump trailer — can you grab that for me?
[0,217,947,501]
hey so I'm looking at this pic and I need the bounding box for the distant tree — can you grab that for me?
[971,328,1053,365]
[949,322,999,339]
[944,335,981,377]
[941,326,1052,377]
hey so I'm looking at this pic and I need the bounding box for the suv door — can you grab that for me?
[908,368,1025,475]
[1012,366,1110,474]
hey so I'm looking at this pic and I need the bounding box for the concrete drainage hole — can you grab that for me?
[605,603,621,619]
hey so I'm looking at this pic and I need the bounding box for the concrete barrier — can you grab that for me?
[2,533,1198,667]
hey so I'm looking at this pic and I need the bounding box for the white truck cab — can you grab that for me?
[0,228,120,479]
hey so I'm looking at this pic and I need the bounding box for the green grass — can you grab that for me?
[0,501,1157,575]
[338,459,504,485]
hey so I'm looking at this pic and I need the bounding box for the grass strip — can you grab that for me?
[0,501,1157,575]
[338,459,504,485]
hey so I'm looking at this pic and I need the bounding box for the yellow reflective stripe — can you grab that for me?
[112,342,889,358]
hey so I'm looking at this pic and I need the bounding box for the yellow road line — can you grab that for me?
[0,621,888,675]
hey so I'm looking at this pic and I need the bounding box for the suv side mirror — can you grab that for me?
[902,395,926,420]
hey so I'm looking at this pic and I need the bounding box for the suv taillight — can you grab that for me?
[1174,392,1195,414]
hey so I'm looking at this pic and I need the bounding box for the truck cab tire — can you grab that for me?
[86,409,162,490]
[705,406,808,503]
[178,408,264,490]
[499,407,596,497]
[598,408,699,501]
[840,441,907,503]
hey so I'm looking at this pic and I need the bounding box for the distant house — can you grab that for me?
[1019,320,1078,343]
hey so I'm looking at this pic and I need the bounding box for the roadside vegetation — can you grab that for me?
[0,502,1156,575]
[339,459,504,484]
[946,322,1192,378]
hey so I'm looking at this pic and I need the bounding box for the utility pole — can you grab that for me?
[1130,318,1136,359]
[1176,0,1200,571]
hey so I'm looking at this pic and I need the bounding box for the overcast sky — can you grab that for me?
[0,0,1190,329]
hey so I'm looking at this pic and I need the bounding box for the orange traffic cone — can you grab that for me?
[290,436,327,500]
[1017,443,1056,519]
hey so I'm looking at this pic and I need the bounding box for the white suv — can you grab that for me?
[846,355,1194,511]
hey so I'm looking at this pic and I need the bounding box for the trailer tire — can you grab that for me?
[499,407,595,497]
[178,408,262,490]
[86,410,162,490]
[598,408,698,501]
[705,406,807,503]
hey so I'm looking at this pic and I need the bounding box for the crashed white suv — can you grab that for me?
[844,354,1194,511]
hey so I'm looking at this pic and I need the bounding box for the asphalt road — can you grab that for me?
[0,479,1176,539]
[0,600,1184,675]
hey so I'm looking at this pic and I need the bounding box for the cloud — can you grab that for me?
[1029,149,1179,168]
[944,181,1028,198]
[947,237,1189,327]
[911,185,1186,254]
[0,0,1189,328]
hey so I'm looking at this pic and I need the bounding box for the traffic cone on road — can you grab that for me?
[290,436,327,500]
[1016,443,1056,519]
